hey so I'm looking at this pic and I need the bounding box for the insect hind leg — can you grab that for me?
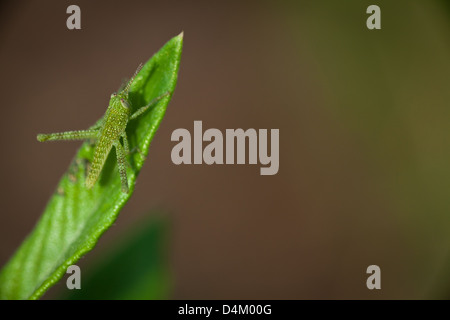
[114,141,129,193]
[121,132,145,162]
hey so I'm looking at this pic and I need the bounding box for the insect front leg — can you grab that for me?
[114,141,129,193]
[37,129,99,142]
[129,92,171,120]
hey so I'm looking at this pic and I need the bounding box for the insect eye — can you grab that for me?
[120,99,130,109]
[111,93,117,98]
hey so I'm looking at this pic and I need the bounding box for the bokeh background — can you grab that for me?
[2,0,450,299]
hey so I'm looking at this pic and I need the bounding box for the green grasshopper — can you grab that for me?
[37,64,169,193]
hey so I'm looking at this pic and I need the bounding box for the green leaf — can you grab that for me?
[0,33,183,300]
[64,215,171,300]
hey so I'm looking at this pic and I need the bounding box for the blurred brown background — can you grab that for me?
[2,0,450,299]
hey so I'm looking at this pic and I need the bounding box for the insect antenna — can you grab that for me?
[123,63,143,94]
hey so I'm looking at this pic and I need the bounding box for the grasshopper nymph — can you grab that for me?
[37,64,169,193]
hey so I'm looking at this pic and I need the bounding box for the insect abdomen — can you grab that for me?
[85,102,129,189]
[86,135,114,189]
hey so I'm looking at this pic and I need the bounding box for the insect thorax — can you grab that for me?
[104,96,130,137]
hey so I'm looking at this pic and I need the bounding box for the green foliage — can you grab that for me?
[65,215,171,300]
[0,33,183,300]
